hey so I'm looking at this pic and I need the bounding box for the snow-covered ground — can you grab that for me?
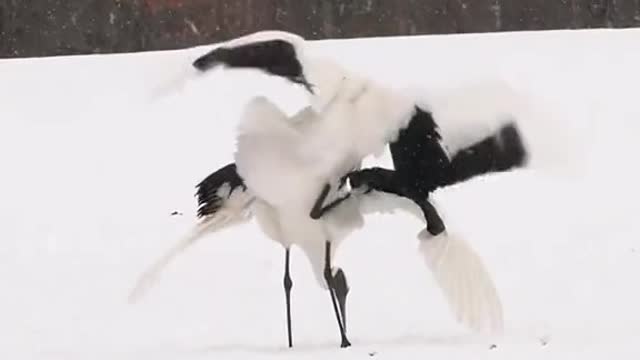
[2,28,640,359]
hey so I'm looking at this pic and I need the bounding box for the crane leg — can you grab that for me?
[324,241,351,348]
[283,248,293,348]
[332,268,349,334]
[310,183,351,220]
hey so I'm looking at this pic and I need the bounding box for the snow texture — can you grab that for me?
[2,28,640,359]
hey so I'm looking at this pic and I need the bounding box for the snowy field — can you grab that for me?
[2,28,640,359]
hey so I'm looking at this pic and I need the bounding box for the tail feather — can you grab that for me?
[447,122,528,186]
[418,230,504,334]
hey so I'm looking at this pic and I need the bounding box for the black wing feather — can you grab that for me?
[448,122,528,186]
[346,107,529,236]
[388,106,529,194]
[195,163,247,218]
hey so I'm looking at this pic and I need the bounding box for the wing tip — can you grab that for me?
[418,231,505,335]
[447,120,530,186]
[194,163,247,219]
[497,121,530,170]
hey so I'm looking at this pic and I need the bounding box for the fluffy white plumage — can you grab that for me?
[228,32,506,300]
[234,93,505,334]
[212,30,519,162]
[235,67,418,189]
[129,91,505,334]
[130,30,521,339]
[235,97,364,288]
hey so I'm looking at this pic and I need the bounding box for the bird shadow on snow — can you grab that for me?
[196,333,490,356]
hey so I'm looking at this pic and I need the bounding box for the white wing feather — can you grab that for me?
[356,190,504,334]
[417,229,504,334]
[128,193,254,303]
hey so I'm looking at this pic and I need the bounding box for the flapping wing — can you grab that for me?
[446,121,528,187]
[128,163,255,303]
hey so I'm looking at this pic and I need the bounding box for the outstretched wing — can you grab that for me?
[418,229,504,335]
[390,106,529,196]
[128,164,255,303]
[446,121,528,187]
[351,190,504,334]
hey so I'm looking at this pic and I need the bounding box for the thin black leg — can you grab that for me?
[284,248,293,348]
[324,241,351,348]
[332,268,350,335]
[309,183,352,220]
